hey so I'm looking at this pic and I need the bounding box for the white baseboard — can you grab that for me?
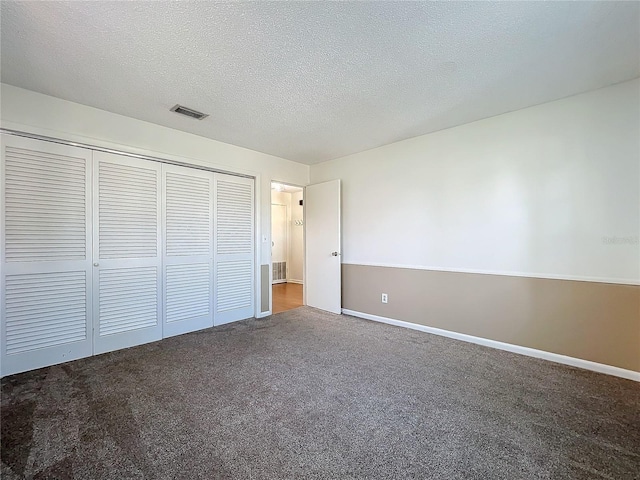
[342,309,640,382]
[287,279,303,284]
[256,311,271,319]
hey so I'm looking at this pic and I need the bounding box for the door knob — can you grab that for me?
[331,252,340,256]
[93,262,99,267]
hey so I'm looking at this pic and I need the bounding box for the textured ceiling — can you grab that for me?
[1,2,639,165]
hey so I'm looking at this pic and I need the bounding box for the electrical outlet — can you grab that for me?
[381,293,388,304]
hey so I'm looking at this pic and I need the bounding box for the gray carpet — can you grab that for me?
[1,307,639,479]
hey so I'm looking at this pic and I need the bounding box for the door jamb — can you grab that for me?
[269,180,305,315]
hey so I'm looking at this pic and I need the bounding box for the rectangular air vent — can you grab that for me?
[273,261,287,282]
[170,104,209,120]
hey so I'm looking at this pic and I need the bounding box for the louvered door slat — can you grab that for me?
[4,310,87,326]
[214,174,255,325]
[98,160,158,259]
[93,152,162,355]
[99,269,158,335]
[166,264,211,324]
[1,135,93,376]
[4,271,87,354]
[4,145,87,262]
[216,180,253,256]
[162,165,213,337]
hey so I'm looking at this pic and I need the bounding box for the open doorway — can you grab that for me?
[271,182,304,314]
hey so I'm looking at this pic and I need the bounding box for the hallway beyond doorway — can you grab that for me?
[272,283,303,314]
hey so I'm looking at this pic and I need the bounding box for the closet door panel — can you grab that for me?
[93,152,162,354]
[214,174,255,325]
[162,165,213,337]
[1,134,92,376]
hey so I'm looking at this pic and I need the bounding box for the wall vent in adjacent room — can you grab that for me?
[170,104,209,120]
[273,261,287,282]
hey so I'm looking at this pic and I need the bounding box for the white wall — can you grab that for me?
[271,190,291,267]
[311,79,640,285]
[1,84,310,312]
[271,189,304,283]
[290,190,304,282]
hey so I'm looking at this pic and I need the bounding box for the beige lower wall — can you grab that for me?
[342,264,640,372]
[261,264,270,313]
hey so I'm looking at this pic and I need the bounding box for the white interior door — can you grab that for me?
[271,203,287,284]
[305,179,341,314]
[93,152,162,354]
[214,173,255,325]
[162,164,214,337]
[1,135,93,376]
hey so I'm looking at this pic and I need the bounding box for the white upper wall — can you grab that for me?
[311,79,640,285]
[0,83,310,270]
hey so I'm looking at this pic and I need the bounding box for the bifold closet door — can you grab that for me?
[162,165,214,337]
[214,173,255,325]
[92,152,162,354]
[1,135,92,376]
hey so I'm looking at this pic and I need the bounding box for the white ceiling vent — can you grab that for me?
[170,104,209,120]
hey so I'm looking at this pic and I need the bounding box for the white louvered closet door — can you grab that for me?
[162,165,214,337]
[1,135,93,376]
[93,152,162,354]
[214,173,255,325]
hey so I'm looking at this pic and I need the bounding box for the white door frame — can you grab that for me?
[269,181,305,314]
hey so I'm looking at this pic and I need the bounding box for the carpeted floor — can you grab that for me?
[1,307,639,479]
